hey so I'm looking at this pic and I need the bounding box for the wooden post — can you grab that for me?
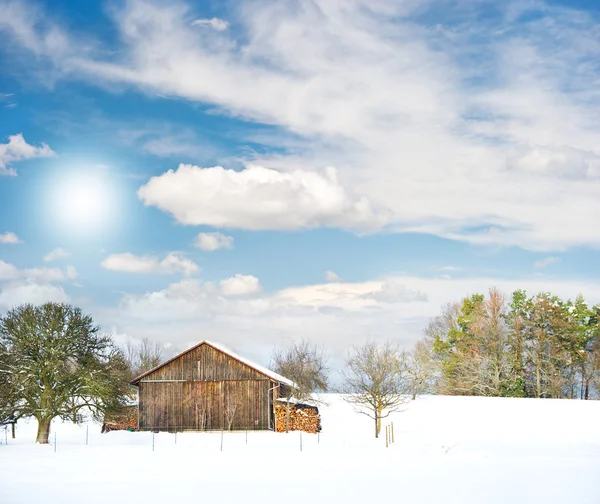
[11,422,15,439]
[391,422,394,443]
[385,426,389,448]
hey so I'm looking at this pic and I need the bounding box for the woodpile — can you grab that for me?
[274,403,321,434]
[101,405,138,433]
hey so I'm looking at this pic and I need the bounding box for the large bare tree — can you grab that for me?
[270,340,328,432]
[342,340,410,438]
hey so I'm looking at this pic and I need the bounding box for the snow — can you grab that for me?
[1,395,599,504]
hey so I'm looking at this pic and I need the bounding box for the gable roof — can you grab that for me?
[130,339,294,387]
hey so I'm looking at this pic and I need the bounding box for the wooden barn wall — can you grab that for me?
[141,344,266,382]
[138,379,271,431]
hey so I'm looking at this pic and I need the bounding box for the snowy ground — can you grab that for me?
[1,395,599,504]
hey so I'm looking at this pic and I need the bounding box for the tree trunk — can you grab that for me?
[412,389,417,400]
[374,414,379,438]
[36,417,51,444]
[536,356,542,398]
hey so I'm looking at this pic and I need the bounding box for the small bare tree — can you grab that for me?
[270,340,328,433]
[126,338,163,379]
[406,340,436,400]
[342,340,410,438]
[224,395,240,431]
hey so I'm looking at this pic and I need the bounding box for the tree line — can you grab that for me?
[421,288,600,400]
[1,290,598,444]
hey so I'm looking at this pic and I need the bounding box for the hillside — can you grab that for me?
[1,395,599,503]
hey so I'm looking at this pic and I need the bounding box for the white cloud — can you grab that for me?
[0,259,76,311]
[5,2,600,248]
[195,232,234,251]
[0,232,22,244]
[138,164,386,230]
[219,274,261,296]
[101,252,199,276]
[43,247,69,262]
[0,281,69,309]
[0,259,77,283]
[191,17,229,31]
[534,256,561,269]
[0,133,53,176]
[0,260,19,281]
[98,272,600,367]
[325,270,341,282]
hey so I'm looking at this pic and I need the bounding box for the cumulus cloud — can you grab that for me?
[0,232,22,244]
[191,17,229,31]
[534,257,561,269]
[0,133,53,176]
[138,164,386,230]
[101,252,199,276]
[0,259,77,283]
[0,281,69,309]
[219,274,261,296]
[43,247,69,262]
[0,259,76,311]
[195,232,234,251]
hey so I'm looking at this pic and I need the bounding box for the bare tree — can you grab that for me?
[342,341,410,438]
[126,338,163,379]
[270,340,328,433]
[224,394,240,431]
[406,340,436,400]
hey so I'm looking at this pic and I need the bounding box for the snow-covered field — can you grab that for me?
[1,395,599,504]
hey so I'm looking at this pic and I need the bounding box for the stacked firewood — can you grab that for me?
[101,405,138,433]
[274,404,321,434]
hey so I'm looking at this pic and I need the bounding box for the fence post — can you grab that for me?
[391,422,394,444]
[385,426,389,448]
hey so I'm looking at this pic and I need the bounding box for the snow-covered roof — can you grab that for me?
[131,339,295,387]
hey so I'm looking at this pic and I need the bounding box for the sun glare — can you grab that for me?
[51,170,116,235]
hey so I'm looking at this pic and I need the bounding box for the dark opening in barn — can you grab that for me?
[130,340,294,432]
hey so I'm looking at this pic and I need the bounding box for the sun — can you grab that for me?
[51,170,116,235]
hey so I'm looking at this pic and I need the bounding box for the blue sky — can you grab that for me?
[1,0,600,364]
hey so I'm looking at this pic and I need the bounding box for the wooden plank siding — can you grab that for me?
[137,343,279,432]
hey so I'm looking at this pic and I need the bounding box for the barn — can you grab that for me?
[130,340,294,432]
